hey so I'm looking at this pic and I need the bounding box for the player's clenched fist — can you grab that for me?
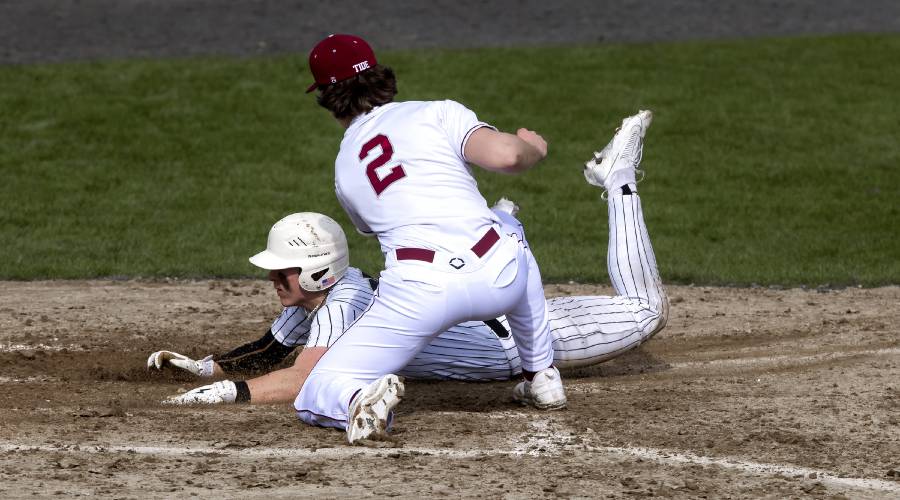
[516,128,548,159]
[147,350,214,377]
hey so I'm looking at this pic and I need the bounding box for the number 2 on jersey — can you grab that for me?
[359,134,406,195]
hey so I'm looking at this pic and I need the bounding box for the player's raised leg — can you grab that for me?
[522,111,669,378]
[588,111,667,333]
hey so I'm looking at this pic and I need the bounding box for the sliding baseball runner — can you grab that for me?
[153,110,667,414]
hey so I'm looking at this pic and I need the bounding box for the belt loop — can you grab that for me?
[471,227,500,258]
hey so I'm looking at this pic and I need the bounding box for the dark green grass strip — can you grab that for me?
[1,35,897,285]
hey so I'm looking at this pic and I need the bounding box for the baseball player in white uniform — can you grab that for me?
[155,110,666,436]
[305,33,568,443]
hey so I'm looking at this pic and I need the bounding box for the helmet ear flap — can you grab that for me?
[297,267,334,292]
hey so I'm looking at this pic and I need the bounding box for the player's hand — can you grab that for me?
[147,350,214,377]
[516,128,548,159]
[163,381,237,405]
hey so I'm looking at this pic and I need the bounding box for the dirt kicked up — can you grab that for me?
[0,280,898,498]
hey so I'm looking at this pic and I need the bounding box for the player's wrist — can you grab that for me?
[198,355,216,378]
[234,380,251,404]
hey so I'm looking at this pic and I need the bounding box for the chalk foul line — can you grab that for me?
[593,444,900,494]
[665,347,900,370]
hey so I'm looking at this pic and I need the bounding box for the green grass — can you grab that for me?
[1,35,898,285]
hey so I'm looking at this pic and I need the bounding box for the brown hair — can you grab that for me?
[316,65,398,120]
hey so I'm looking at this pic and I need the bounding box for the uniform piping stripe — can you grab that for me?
[460,123,494,160]
[621,197,641,300]
[629,197,651,309]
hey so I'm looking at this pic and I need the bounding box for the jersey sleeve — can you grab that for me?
[270,306,312,347]
[437,100,497,162]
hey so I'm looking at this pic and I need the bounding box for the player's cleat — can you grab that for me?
[492,197,520,217]
[346,374,405,444]
[583,138,614,188]
[583,110,652,193]
[512,366,567,410]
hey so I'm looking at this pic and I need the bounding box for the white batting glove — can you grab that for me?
[163,381,238,405]
[147,351,215,378]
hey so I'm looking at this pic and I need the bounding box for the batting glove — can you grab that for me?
[164,381,238,405]
[147,351,215,378]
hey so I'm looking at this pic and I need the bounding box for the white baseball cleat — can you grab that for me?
[346,374,405,444]
[512,366,567,410]
[492,197,520,217]
[583,109,653,192]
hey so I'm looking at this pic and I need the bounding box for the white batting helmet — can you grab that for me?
[249,213,350,292]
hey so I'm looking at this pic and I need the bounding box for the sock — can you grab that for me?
[522,366,555,381]
[606,169,637,193]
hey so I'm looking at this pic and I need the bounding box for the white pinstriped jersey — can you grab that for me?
[270,267,375,348]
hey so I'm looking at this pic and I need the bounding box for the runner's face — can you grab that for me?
[268,268,307,308]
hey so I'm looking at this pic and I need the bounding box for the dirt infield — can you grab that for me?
[3,2,898,497]
[1,280,898,498]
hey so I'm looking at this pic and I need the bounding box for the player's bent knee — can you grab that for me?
[644,293,670,340]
